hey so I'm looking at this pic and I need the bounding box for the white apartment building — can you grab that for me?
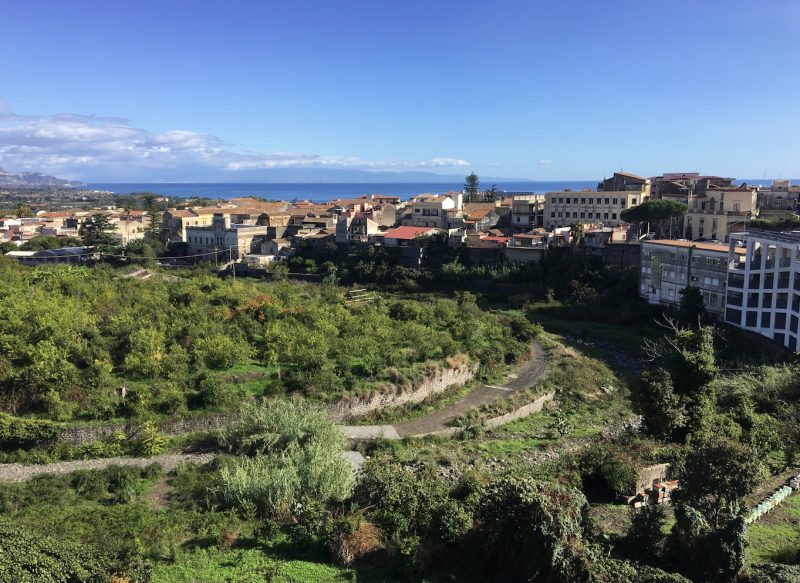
[725,231,800,352]
[640,240,736,319]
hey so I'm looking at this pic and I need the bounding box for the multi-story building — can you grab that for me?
[757,180,800,212]
[185,213,267,261]
[544,172,650,230]
[511,194,545,232]
[725,230,800,351]
[407,193,464,229]
[685,184,757,242]
[640,239,737,319]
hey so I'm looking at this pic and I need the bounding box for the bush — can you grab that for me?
[0,518,107,582]
[0,413,62,450]
[214,401,352,518]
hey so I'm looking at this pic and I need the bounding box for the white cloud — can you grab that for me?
[539,159,552,165]
[0,107,470,178]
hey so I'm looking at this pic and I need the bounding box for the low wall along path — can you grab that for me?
[0,342,551,482]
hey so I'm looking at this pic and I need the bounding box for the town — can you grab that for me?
[3,170,800,353]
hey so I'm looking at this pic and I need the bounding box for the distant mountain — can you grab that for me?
[215,168,529,184]
[85,167,529,184]
[0,167,84,188]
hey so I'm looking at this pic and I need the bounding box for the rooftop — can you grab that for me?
[643,239,745,254]
[383,226,440,240]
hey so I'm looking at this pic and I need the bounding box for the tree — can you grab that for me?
[464,172,480,203]
[484,184,499,202]
[632,368,686,441]
[620,199,688,238]
[215,401,352,518]
[82,213,119,252]
[678,286,705,327]
[20,236,82,251]
[145,209,163,245]
[672,438,764,527]
[477,477,589,581]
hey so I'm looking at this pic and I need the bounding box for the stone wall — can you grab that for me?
[58,362,477,443]
[58,412,239,445]
[482,392,554,430]
[326,363,478,422]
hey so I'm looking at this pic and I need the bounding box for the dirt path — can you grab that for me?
[344,341,548,439]
[0,344,547,482]
[0,453,215,483]
[0,450,366,484]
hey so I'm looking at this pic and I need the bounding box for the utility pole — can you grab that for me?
[230,245,235,281]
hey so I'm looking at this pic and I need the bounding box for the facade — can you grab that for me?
[640,239,737,319]
[725,231,800,351]
[335,216,380,244]
[757,180,800,212]
[185,213,267,260]
[511,194,545,232]
[407,193,463,229]
[544,190,645,230]
[685,185,757,242]
[598,171,651,194]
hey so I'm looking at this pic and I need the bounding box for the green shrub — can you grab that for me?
[0,518,107,582]
[215,401,352,518]
[0,413,62,450]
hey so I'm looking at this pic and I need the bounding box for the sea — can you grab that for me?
[86,181,598,202]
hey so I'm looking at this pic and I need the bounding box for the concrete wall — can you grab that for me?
[483,392,554,429]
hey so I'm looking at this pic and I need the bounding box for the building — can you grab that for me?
[407,193,464,229]
[651,173,733,201]
[544,190,645,230]
[685,184,757,242]
[185,213,268,261]
[725,231,800,351]
[463,203,500,233]
[640,239,737,319]
[382,226,442,247]
[598,171,651,194]
[757,180,800,212]
[6,246,92,266]
[511,194,545,232]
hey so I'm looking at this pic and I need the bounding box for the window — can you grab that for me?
[761,312,772,328]
[589,197,594,204]
[613,198,618,205]
[559,198,564,204]
[581,198,586,204]
[580,212,585,218]
[612,213,617,220]
[604,198,610,205]
[632,198,637,205]
[566,198,571,204]
[604,213,609,219]
[573,212,577,218]
[550,212,555,218]
[734,202,740,211]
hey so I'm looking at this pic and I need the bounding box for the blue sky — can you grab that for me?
[0,0,798,181]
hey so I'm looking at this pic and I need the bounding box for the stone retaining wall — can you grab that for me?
[58,413,240,445]
[326,363,478,422]
[413,391,555,438]
[58,362,477,444]
[482,392,554,429]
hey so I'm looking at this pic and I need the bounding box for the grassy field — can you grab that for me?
[747,493,800,564]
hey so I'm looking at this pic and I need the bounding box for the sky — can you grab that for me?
[0,0,799,182]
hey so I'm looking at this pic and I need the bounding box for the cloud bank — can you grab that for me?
[0,109,470,180]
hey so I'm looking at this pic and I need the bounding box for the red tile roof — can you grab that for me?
[383,226,439,240]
